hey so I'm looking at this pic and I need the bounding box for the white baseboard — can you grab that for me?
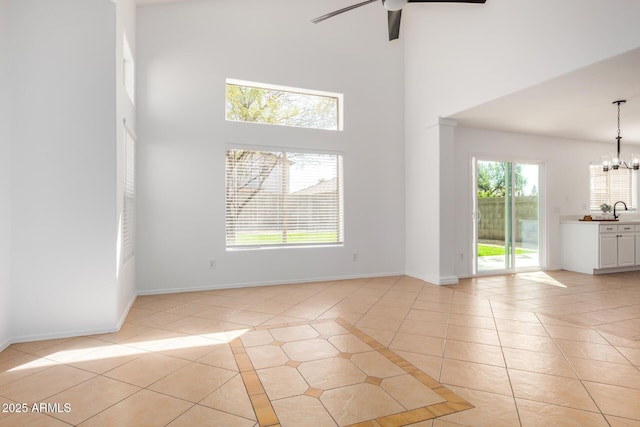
[405,271,459,286]
[137,271,406,296]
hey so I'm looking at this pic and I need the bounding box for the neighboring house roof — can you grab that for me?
[293,177,337,195]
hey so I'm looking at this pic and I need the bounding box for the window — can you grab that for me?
[589,164,636,210]
[123,33,135,104]
[225,148,343,248]
[225,79,343,131]
[123,128,136,261]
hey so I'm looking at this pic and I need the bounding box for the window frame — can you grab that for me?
[589,163,637,212]
[225,146,344,250]
[225,78,344,131]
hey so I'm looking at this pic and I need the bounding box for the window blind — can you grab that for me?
[123,129,136,261]
[589,165,635,210]
[225,149,343,248]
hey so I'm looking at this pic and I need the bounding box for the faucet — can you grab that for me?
[613,201,628,220]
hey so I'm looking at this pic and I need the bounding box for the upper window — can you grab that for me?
[225,79,343,131]
[123,33,135,104]
[589,164,637,211]
[225,148,343,248]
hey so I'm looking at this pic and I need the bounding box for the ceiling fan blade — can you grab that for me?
[387,9,402,41]
[407,0,486,3]
[311,0,379,24]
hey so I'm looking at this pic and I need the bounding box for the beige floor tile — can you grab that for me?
[390,332,445,357]
[196,342,239,371]
[149,362,236,402]
[79,389,192,427]
[444,340,505,367]
[281,338,340,362]
[240,330,275,348]
[311,320,349,337]
[445,324,500,346]
[399,318,448,339]
[406,309,449,324]
[119,328,189,352]
[1,364,95,403]
[166,404,255,427]
[0,353,55,386]
[498,331,562,354]
[437,385,520,427]
[502,346,577,378]
[356,314,404,333]
[103,352,190,387]
[568,357,640,390]
[272,395,337,427]
[440,359,512,396]
[544,324,609,344]
[357,327,395,347]
[47,375,140,425]
[394,350,443,381]
[508,369,598,412]
[269,325,319,342]
[0,411,71,427]
[245,345,290,369]
[605,415,640,427]
[224,310,275,327]
[66,343,145,374]
[327,334,373,353]
[350,350,407,378]
[158,335,229,361]
[616,346,640,366]
[555,339,629,364]
[320,383,404,425]
[298,357,366,389]
[516,398,609,427]
[199,374,256,421]
[257,365,309,400]
[381,374,445,409]
[448,313,496,330]
[583,382,640,420]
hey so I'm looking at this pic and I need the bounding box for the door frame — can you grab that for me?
[471,155,547,276]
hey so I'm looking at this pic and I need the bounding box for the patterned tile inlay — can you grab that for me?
[230,318,474,427]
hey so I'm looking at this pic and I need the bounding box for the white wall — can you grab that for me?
[9,0,119,341]
[452,126,626,277]
[136,0,405,293]
[115,0,137,327]
[0,0,11,350]
[404,0,640,284]
[404,0,640,123]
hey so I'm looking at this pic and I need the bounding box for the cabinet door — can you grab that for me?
[636,234,640,265]
[599,234,618,268]
[618,234,635,267]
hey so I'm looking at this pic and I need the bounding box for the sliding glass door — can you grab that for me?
[473,159,541,274]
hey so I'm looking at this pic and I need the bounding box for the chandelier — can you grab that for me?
[602,100,639,172]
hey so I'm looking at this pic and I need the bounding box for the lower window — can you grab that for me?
[225,148,344,248]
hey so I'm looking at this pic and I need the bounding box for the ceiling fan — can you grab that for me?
[312,0,487,41]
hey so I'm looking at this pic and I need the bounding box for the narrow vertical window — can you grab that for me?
[123,128,136,262]
[123,33,135,104]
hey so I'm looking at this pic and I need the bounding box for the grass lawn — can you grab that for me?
[478,244,537,257]
[235,231,339,245]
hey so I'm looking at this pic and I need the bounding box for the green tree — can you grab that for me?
[477,162,527,198]
[225,84,338,130]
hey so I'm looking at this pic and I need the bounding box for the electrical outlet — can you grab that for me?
[209,260,216,269]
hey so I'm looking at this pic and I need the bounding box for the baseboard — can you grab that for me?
[115,293,138,330]
[405,271,459,286]
[137,271,406,296]
[0,336,10,353]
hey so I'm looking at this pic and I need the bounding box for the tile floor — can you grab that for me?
[0,270,639,426]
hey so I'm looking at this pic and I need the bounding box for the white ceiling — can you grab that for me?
[135,1,640,146]
[449,47,640,145]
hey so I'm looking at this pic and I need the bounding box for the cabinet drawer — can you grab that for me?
[599,224,617,233]
[618,224,635,232]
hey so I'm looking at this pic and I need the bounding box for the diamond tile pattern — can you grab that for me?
[0,272,639,426]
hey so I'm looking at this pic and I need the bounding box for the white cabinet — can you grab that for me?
[599,233,618,268]
[561,221,640,274]
[598,224,636,269]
